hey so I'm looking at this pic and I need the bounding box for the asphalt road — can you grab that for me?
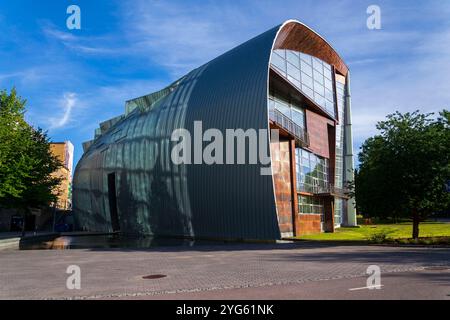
[0,243,449,299]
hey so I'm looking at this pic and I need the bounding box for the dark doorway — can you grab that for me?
[107,172,120,232]
[10,216,23,232]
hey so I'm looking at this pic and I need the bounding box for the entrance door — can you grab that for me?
[107,172,120,232]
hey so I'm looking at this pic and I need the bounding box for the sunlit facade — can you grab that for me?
[50,141,74,210]
[72,20,357,240]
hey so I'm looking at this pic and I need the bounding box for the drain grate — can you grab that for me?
[142,274,167,279]
[423,266,450,271]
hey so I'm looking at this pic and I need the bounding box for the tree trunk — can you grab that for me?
[412,209,420,240]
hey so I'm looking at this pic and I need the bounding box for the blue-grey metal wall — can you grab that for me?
[73,25,282,239]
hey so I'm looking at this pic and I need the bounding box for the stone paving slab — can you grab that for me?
[0,243,449,299]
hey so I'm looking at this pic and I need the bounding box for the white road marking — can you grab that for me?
[349,285,384,291]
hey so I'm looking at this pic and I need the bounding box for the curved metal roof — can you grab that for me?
[273,19,348,75]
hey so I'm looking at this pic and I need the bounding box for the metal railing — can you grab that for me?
[269,108,309,147]
[298,183,350,198]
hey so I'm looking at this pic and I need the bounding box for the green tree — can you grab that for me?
[0,88,62,235]
[355,110,450,240]
[0,88,30,198]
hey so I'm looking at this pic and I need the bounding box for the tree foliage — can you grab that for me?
[0,88,62,214]
[355,110,450,239]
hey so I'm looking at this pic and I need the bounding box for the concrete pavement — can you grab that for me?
[0,243,449,299]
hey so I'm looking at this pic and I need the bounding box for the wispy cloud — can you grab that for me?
[118,0,258,77]
[350,22,450,147]
[49,92,77,129]
[41,23,121,56]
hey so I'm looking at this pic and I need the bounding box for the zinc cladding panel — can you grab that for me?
[73,25,282,240]
[184,27,281,239]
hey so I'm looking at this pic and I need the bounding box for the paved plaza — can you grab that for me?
[1,243,449,299]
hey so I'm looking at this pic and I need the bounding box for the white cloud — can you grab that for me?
[49,93,76,129]
[41,22,124,56]
[118,0,258,77]
[350,23,450,148]
[0,68,46,85]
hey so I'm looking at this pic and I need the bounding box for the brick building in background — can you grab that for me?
[50,141,74,210]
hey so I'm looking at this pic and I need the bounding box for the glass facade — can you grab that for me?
[334,79,346,226]
[298,195,324,221]
[334,198,343,225]
[298,195,324,214]
[271,49,335,118]
[335,81,345,190]
[295,148,329,193]
[270,47,350,229]
[268,94,305,129]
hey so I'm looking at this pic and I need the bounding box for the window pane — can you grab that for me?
[314,81,325,96]
[324,68,333,80]
[301,73,313,88]
[313,69,324,85]
[275,99,290,117]
[300,60,313,77]
[291,108,305,128]
[313,58,323,72]
[325,89,334,101]
[302,85,314,99]
[287,76,301,89]
[325,100,335,115]
[316,95,326,107]
[324,78,333,90]
[287,50,300,68]
[271,53,286,75]
[300,53,311,64]
[274,49,286,59]
[287,62,300,81]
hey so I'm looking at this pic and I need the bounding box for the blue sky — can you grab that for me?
[1,0,449,168]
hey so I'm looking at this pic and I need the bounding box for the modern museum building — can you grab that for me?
[73,20,357,240]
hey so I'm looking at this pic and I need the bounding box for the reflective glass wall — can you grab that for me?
[334,198,343,225]
[295,148,329,193]
[334,80,346,226]
[271,49,335,117]
[268,94,305,129]
[298,195,324,222]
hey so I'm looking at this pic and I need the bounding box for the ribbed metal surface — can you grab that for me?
[184,27,281,239]
[73,25,282,239]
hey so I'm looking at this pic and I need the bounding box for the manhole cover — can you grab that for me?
[423,266,450,271]
[142,274,167,279]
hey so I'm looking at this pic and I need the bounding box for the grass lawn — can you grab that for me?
[296,222,450,242]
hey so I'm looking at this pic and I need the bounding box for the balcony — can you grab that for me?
[269,108,309,147]
[298,183,350,199]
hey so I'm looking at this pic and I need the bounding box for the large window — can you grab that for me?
[298,195,324,221]
[334,198,343,226]
[333,79,347,227]
[295,148,329,193]
[268,94,305,129]
[270,49,336,118]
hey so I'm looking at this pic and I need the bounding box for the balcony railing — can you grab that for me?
[269,108,309,147]
[298,183,350,198]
